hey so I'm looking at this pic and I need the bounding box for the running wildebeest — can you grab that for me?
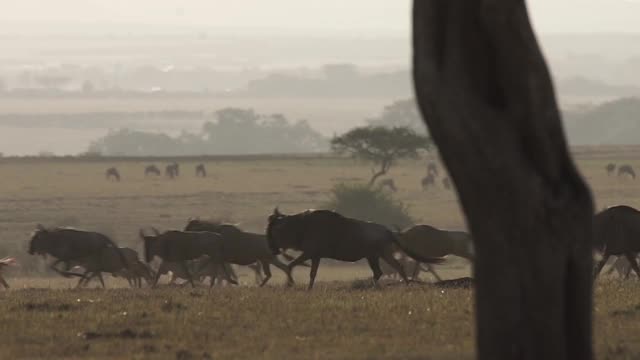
[427,162,438,177]
[28,225,129,288]
[105,167,121,182]
[378,178,397,192]
[195,164,207,178]
[0,257,16,289]
[145,164,161,177]
[184,219,294,287]
[593,205,640,278]
[395,225,474,281]
[165,162,180,179]
[69,246,145,288]
[421,173,435,190]
[140,228,236,288]
[442,177,451,190]
[606,163,616,176]
[618,164,636,179]
[266,208,444,289]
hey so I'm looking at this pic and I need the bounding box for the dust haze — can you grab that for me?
[1,0,640,155]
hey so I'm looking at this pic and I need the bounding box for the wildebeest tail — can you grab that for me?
[391,233,445,264]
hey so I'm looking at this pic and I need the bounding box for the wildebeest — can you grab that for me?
[593,205,640,278]
[421,174,435,190]
[394,225,474,281]
[378,178,397,192]
[144,165,161,177]
[0,257,16,289]
[195,164,207,177]
[184,219,294,287]
[165,163,180,179]
[266,208,444,289]
[155,258,236,286]
[105,167,121,182]
[69,246,146,288]
[427,161,438,177]
[140,229,236,287]
[618,164,636,179]
[606,163,616,176]
[442,177,451,190]
[28,225,129,288]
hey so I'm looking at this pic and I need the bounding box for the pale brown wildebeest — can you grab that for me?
[593,205,640,278]
[0,257,17,289]
[105,167,121,182]
[266,208,444,289]
[28,225,129,287]
[145,165,161,177]
[140,228,237,288]
[184,220,294,287]
[618,164,636,179]
[606,163,616,176]
[195,164,207,177]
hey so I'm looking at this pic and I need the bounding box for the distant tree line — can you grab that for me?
[88,108,328,156]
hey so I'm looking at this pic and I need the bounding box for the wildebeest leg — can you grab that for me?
[258,261,272,287]
[181,261,196,288]
[411,262,421,280]
[624,253,640,278]
[0,274,9,289]
[593,254,610,278]
[96,272,106,289]
[152,268,163,288]
[271,258,295,286]
[366,257,383,286]
[307,258,320,290]
[288,253,311,273]
[424,263,443,282]
[380,250,409,283]
[76,270,94,288]
[219,263,238,286]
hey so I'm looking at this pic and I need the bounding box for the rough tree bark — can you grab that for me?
[412,1,594,360]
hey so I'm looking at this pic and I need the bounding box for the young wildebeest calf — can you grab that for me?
[28,225,129,288]
[184,220,294,286]
[266,208,444,289]
[593,205,640,278]
[606,163,616,176]
[105,167,121,182]
[140,229,236,288]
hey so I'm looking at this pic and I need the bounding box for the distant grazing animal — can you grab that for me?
[140,228,236,288]
[379,178,397,192]
[144,165,161,177]
[421,174,435,190]
[593,205,640,278]
[165,163,179,179]
[196,164,207,178]
[442,177,452,190]
[0,257,17,289]
[184,220,294,287]
[427,162,439,177]
[618,164,636,179]
[606,163,616,176]
[395,225,474,281]
[28,225,129,288]
[266,208,444,289]
[105,167,121,182]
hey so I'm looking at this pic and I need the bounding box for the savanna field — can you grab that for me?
[1,148,640,359]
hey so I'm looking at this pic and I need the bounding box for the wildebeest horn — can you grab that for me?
[151,227,160,236]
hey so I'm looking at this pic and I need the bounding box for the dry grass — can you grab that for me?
[1,149,640,358]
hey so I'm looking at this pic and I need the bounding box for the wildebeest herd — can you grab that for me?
[106,163,207,182]
[2,202,638,291]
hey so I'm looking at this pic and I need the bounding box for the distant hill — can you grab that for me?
[564,97,640,145]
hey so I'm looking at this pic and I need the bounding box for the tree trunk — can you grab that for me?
[412,2,594,360]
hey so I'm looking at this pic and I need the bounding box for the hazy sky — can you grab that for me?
[3,0,640,34]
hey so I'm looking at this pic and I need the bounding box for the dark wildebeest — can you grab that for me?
[395,225,474,281]
[427,162,438,177]
[165,163,179,179]
[266,208,444,289]
[442,177,451,190]
[144,165,161,177]
[593,205,640,278]
[184,220,294,287]
[195,164,207,178]
[0,257,16,289]
[378,178,397,192]
[618,164,636,179]
[421,173,435,190]
[105,167,121,182]
[606,163,616,176]
[28,225,129,288]
[140,229,236,288]
[69,246,148,288]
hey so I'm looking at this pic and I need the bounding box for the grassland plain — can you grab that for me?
[0,148,640,358]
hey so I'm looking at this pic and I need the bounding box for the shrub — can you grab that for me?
[322,183,413,229]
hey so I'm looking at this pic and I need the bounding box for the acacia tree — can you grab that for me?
[331,126,431,186]
[413,1,594,359]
